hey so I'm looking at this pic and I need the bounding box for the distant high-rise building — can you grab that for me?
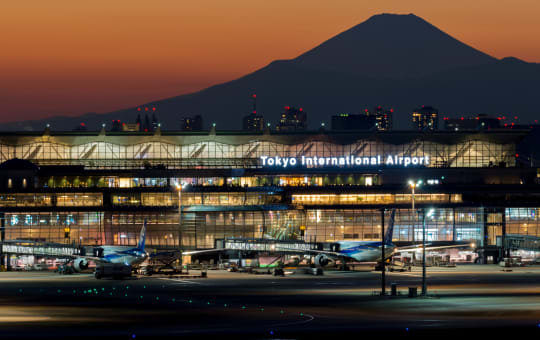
[135,114,142,131]
[243,114,265,132]
[152,113,159,131]
[143,115,151,132]
[367,106,393,131]
[111,120,122,132]
[412,106,439,131]
[242,94,265,132]
[276,106,307,132]
[72,123,87,132]
[331,114,376,130]
[443,114,501,131]
[122,123,140,132]
[181,115,203,131]
[136,107,158,132]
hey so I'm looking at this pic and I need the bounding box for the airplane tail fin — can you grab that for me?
[137,219,147,251]
[384,209,396,245]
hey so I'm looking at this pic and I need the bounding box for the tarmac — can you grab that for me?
[0,264,538,338]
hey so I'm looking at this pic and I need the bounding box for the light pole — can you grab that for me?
[408,180,422,243]
[175,182,185,271]
[422,208,435,296]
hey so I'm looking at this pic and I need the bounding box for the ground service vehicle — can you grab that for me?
[94,263,132,279]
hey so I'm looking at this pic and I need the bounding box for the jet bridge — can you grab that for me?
[1,240,82,257]
[215,238,340,253]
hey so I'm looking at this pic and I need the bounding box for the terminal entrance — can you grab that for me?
[483,210,505,263]
[487,225,503,246]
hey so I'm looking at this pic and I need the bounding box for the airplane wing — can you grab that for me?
[65,254,107,263]
[395,243,475,253]
[182,249,222,256]
[182,247,347,259]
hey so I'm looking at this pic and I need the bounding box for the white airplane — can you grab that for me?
[183,208,474,268]
[300,209,398,267]
[302,209,475,267]
[71,220,148,272]
[182,209,398,266]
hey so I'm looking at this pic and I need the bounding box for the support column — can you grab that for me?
[501,208,507,259]
[452,207,456,242]
[0,213,4,267]
[482,208,488,264]
[381,209,385,296]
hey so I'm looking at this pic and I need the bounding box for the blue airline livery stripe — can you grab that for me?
[339,242,393,255]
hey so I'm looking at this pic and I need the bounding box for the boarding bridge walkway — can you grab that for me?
[504,234,540,251]
[215,238,339,253]
[0,240,82,257]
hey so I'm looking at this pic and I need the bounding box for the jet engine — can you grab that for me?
[314,254,333,267]
[73,258,89,272]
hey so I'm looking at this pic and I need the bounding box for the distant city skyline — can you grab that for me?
[1,1,540,124]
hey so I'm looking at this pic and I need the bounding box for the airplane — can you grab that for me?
[182,209,399,267]
[300,208,398,267]
[71,220,149,272]
[183,208,475,268]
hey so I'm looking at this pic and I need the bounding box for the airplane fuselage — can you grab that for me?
[337,241,395,262]
[99,246,147,266]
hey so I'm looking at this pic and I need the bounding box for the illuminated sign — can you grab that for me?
[260,155,429,168]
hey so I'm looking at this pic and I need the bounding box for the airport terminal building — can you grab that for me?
[0,126,540,264]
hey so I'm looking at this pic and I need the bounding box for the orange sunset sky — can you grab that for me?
[1,0,539,123]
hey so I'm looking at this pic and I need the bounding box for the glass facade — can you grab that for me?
[4,212,181,248]
[180,210,304,249]
[0,134,517,169]
[5,212,103,245]
[292,193,462,205]
[506,208,540,237]
[1,207,524,249]
[0,130,536,255]
[303,208,483,243]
